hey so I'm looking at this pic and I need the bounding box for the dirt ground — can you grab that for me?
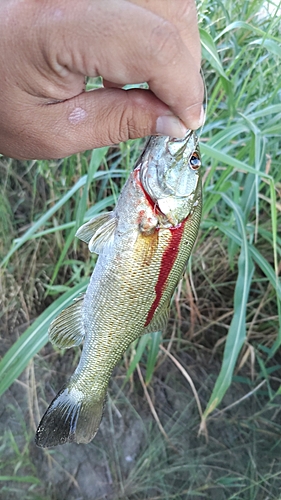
[1,340,281,500]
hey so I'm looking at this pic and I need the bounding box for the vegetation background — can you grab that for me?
[0,0,280,498]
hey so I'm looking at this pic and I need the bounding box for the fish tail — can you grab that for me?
[35,386,105,447]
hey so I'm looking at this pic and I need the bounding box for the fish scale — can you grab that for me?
[35,131,202,447]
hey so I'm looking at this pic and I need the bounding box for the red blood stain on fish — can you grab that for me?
[144,223,184,326]
[142,187,158,213]
[134,168,160,214]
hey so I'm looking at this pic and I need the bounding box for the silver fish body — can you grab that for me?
[35,131,202,447]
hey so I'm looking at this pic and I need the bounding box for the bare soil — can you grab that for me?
[1,336,281,500]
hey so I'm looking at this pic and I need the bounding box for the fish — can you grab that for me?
[35,130,202,447]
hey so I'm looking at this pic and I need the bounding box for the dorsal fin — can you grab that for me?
[75,212,117,254]
[49,295,85,349]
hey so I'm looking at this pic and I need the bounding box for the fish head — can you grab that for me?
[139,131,201,226]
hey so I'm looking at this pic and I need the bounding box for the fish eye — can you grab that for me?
[190,152,201,170]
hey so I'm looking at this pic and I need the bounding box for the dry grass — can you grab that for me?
[1,0,281,498]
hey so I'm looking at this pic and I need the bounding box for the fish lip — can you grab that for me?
[168,129,195,144]
[165,129,197,158]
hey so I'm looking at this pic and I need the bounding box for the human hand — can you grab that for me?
[0,0,204,160]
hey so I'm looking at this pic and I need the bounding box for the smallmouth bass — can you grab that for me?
[35,130,202,447]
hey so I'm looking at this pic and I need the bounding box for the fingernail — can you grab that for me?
[189,105,205,130]
[198,105,205,128]
[156,115,188,138]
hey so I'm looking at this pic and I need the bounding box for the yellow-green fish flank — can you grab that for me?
[35,131,202,447]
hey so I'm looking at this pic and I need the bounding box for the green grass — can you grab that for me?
[0,0,281,498]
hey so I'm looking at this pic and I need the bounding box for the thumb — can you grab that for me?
[3,88,188,160]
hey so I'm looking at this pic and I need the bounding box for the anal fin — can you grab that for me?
[49,295,85,349]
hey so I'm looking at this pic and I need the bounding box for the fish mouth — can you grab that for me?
[166,129,197,156]
[139,130,199,204]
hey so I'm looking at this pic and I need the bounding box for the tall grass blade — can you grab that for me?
[201,143,273,178]
[0,176,87,267]
[250,38,281,57]
[145,331,162,385]
[0,164,123,267]
[126,335,150,380]
[49,227,77,286]
[202,222,281,301]
[203,195,254,419]
[76,147,108,229]
[19,195,116,241]
[0,476,40,484]
[199,28,230,81]
[0,280,88,397]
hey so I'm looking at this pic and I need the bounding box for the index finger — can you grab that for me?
[126,0,204,127]
[44,0,204,130]
[128,0,201,69]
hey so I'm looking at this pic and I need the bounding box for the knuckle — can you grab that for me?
[110,98,150,143]
[180,0,198,19]
[149,20,182,67]
[115,105,134,143]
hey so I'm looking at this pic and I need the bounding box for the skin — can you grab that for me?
[0,0,204,160]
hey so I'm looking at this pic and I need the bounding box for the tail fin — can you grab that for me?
[35,387,105,447]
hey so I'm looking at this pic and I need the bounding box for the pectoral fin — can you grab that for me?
[49,296,85,349]
[76,212,117,254]
[76,213,112,244]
